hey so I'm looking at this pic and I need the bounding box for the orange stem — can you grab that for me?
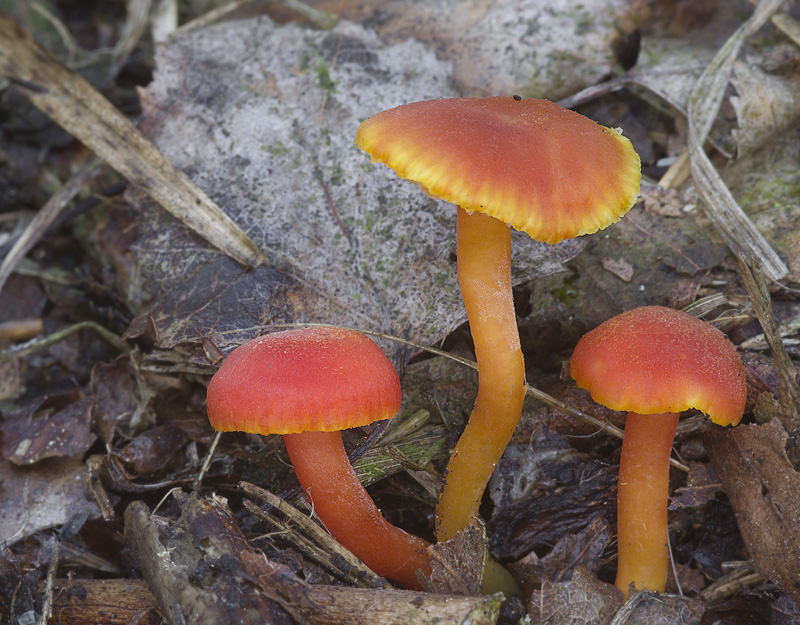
[434,208,526,541]
[615,411,680,596]
[283,430,431,590]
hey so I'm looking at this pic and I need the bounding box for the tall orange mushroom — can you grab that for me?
[569,306,746,596]
[356,97,641,541]
[206,326,431,590]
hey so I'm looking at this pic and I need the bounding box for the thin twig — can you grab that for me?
[0,156,102,296]
[239,481,381,587]
[686,0,788,282]
[737,254,800,432]
[0,321,128,363]
[0,14,265,268]
[193,431,222,492]
[37,538,60,625]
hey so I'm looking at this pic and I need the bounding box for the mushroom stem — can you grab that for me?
[435,208,527,541]
[615,411,680,596]
[283,430,431,590]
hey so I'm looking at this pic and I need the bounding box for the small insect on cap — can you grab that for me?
[356,96,641,244]
[206,327,402,435]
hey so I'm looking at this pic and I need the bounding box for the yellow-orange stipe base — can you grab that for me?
[615,411,680,596]
[435,208,526,542]
[356,97,641,244]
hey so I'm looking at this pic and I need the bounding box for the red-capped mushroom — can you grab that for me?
[569,306,746,596]
[206,326,431,590]
[356,97,641,541]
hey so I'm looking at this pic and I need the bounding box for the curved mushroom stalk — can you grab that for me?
[615,411,680,595]
[356,97,641,541]
[206,327,433,591]
[284,430,431,590]
[435,208,526,541]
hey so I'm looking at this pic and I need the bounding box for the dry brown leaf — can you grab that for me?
[90,358,139,445]
[641,185,685,218]
[529,566,622,625]
[509,515,612,600]
[670,462,722,510]
[426,523,487,596]
[738,257,800,433]
[600,257,634,283]
[706,418,800,602]
[771,593,800,624]
[527,203,729,335]
[488,435,617,562]
[1,392,96,465]
[116,426,188,475]
[0,456,102,545]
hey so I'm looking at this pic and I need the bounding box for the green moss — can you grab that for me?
[573,8,595,35]
[433,271,451,288]
[550,273,581,307]
[316,61,335,95]
[262,142,289,156]
[329,164,344,185]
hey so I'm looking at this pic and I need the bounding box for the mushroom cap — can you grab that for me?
[206,327,402,435]
[569,306,746,425]
[355,97,641,244]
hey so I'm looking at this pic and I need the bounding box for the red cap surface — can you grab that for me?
[356,97,641,244]
[570,306,746,425]
[207,327,402,434]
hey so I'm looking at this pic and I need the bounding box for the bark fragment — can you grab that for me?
[124,493,504,625]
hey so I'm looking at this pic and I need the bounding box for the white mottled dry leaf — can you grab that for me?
[447,0,639,99]
[310,0,640,100]
[0,15,263,271]
[632,38,717,115]
[130,17,584,356]
[730,55,800,157]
